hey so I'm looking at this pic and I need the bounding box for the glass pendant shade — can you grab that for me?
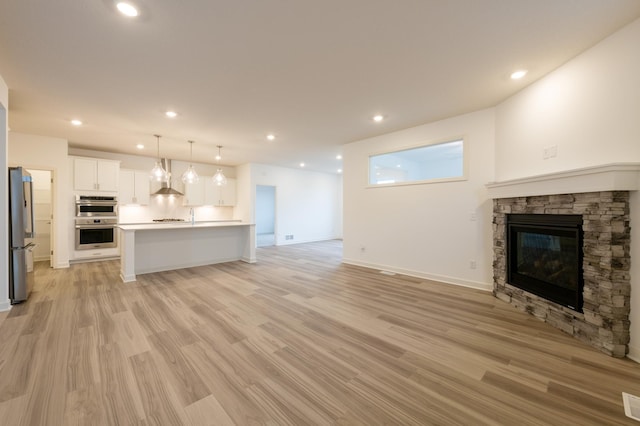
[182,165,199,184]
[213,168,227,186]
[212,145,227,186]
[181,140,200,184]
[150,161,168,182]
[149,134,168,182]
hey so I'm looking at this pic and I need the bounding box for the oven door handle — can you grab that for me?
[76,200,118,205]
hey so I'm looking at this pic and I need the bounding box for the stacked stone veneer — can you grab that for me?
[493,191,631,357]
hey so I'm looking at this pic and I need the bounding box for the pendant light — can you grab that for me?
[150,134,169,182]
[212,145,227,186]
[181,140,200,184]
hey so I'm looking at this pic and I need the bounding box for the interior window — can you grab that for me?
[369,138,464,186]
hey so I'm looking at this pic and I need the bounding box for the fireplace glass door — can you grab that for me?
[507,214,583,311]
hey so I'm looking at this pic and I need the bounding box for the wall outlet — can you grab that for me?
[470,260,477,269]
[285,234,294,240]
[470,212,477,221]
[360,246,366,252]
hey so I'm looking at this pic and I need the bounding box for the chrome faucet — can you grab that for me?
[189,207,195,224]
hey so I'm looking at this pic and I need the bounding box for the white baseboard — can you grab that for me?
[275,236,342,247]
[54,261,70,269]
[628,343,640,364]
[0,300,12,312]
[341,258,493,292]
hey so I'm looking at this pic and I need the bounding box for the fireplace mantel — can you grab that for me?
[486,163,640,199]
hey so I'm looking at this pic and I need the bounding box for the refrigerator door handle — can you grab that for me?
[25,242,37,250]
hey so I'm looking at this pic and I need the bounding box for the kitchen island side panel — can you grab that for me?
[119,223,255,281]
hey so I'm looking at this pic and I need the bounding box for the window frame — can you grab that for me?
[366,136,468,188]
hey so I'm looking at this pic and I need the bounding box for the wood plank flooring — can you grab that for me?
[1,240,639,425]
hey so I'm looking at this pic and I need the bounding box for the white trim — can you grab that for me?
[486,163,640,199]
[0,301,11,312]
[120,272,136,283]
[54,261,70,269]
[342,258,493,292]
[628,344,640,364]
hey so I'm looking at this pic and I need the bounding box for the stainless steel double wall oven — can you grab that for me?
[74,195,118,250]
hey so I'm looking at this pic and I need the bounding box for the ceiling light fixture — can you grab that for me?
[373,115,384,122]
[136,144,144,149]
[181,140,200,184]
[300,162,305,168]
[336,155,342,160]
[337,169,342,173]
[511,70,528,80]
[116,2,139,17]
[71,119,82,126]
[266,134,275,141]
[149,134,169,182]
[213,145,227,186]
[165,111,178,118]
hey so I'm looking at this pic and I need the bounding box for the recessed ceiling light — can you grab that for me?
[116,2,139,17]
[71,119,82,126]
[511,70,528,80]
[373,114,384,122]
[336,155,342,160]
[136,144,144,149]
[337,169,342,173]
[165,111,178,118]
[266,134,275,141]
[300,162,305,168]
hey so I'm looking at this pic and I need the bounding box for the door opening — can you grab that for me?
[256,185,276,247]
[26,169,53,267]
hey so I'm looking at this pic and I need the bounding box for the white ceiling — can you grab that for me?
[1,1,640,173]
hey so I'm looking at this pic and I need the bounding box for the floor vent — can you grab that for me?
[623,392,640,421]
[380,270,396,276]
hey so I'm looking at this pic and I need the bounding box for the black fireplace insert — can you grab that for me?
[507,214,583,311]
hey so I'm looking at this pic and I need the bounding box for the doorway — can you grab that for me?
[26,169,53,266]
[256,185,276,247]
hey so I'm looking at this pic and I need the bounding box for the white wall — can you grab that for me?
[8,133,70,269]
[343,108,495,290]
[234,163,252,223]
[495,18,640,361]
[495,18,640,181]
[0,74,9,310]
[242,164,342,245]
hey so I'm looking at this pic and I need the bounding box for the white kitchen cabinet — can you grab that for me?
[119,170,150,205]
[183,180,205,206]
[204,178,236,206]
[73,158,119,192]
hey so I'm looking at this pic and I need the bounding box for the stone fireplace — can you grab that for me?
[487,164,639,358]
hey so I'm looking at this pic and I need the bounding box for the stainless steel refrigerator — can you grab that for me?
[9,166,35,304]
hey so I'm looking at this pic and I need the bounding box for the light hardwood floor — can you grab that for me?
[0,240,639,425]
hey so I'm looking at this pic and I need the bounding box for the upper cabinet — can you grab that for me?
[183,180,205,206]
[120,170,150,205]
[73,158,119,192]
[183,177,236,206]
[205,178,236,206]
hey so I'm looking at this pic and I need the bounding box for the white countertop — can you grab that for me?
[118,221,253,231]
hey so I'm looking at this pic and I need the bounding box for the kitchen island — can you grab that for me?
[118,221,256,282]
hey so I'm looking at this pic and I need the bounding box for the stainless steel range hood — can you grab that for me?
[151,159,184,196]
